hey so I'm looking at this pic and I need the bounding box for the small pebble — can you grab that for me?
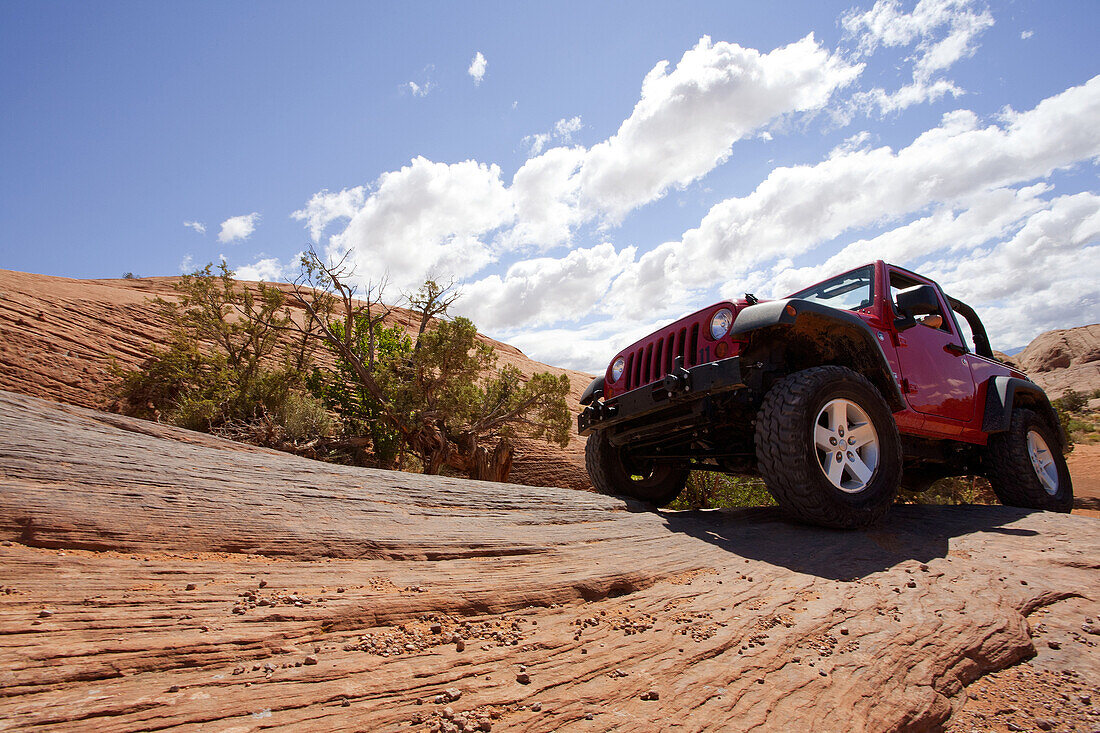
[167,685,180,693]
[516,672,531,685]
[530,702,542,712]
[640,690,659,701]
[185,583,197,591]
[304,655,318,665]
[37,609,53,618]
[258,579,267,588]
[1047,640,1061,650]
[341,698,350,707]
[839,627,849,635]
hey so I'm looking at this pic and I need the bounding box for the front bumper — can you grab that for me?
[577,356,745,435]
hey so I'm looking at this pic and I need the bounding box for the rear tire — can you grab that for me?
[984,408,1073,512]
[755,366,902,528]
[585,432,687,507]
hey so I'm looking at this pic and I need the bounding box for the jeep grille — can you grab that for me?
[621,322,700,392]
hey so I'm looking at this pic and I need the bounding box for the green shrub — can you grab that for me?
[277,392,332,441]
[167,394,221,432]
[907,476,998,506]
[668,472,776,510]
[1054,388,1087,413]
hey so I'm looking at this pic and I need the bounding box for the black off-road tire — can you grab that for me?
[984,408,1073,512]
[755,366,902,529]
[585,432,688,507]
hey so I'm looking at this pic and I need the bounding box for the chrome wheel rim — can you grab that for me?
[1026,430,1059,495]
[814,398,880,494]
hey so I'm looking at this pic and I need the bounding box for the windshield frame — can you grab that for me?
[787,264,876,313]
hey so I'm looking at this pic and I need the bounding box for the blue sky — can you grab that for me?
[2,0,1098,369]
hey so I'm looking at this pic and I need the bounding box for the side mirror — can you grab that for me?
[894,284,940,331]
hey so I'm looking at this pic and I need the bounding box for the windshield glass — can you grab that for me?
[789,265,874,311]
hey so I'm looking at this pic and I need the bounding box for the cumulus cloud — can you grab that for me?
[468,51,487,85]
[606,75,1100,317]
[407,81,431,97]
[183,220,206,235]
[843,0,994,115]
[575,35,862,224]
[234,256,287,283]
[300,33,859,294]
[458,243,636,331]
[328,156,513,290]
[292,187,367,241]
[218,212,260,243]
[179,254,194,273]
[501,34,862,251]
[1020,30,1034,40]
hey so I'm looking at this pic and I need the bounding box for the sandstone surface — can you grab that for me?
[0,268,593,490]
[1,390,1097,732]
[1015,323,1100,398]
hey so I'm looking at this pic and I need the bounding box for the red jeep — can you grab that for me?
[578,261,1073,527]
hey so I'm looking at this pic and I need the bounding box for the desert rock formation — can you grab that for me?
[0,269,593,490]
[1014,323,1100,398]
[1,390,1097,732]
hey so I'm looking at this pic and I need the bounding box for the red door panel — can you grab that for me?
[894,324,977,422]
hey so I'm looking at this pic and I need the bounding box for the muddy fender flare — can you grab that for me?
[982,376,1065,445]
[580,376,605,406]
[731,299,906,412]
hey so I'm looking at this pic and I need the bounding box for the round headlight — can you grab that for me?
[710,308,734,340]
[610,357,625,382]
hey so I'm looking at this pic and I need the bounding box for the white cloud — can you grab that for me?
[843,0,994,115]
[218,212,260,243]
[458,243,636,331]
[507,145,587,250]
[606,74,1100,316]
[183,220,206,235]
[523,116,583,155]
[919,193,1100,348]
[292,187,367,241]
[1020,30,1034,40]
[575,34,861,224]
[179,254,194,273]
[234,257,287,283]
[468,51,487,85]
[407,81,430,97]
[328,156,513,291]
[299,33,862,295]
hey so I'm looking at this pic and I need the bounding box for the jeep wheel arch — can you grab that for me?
[733,299,905,412]
[982,376,1065,445]
[579,376,605,406]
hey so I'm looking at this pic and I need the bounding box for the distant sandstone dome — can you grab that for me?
[1015,323,1100,398]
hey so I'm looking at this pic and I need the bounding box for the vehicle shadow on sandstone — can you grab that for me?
[659,503,1039,581]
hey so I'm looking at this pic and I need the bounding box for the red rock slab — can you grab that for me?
[1,390,1098,732]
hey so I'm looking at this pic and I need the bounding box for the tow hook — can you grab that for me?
[662,356,692,395]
